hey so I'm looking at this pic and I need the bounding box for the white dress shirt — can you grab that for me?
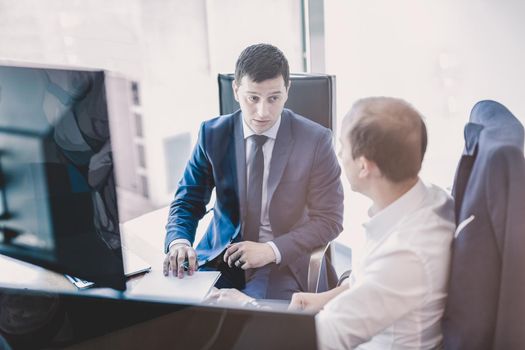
[316,180,454,350]
[170,115,283,264]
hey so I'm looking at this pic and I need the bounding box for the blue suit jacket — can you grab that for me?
[165,108,344,289]
[443,100,525,349]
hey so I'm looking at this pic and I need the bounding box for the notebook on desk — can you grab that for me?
[65,247,152,289]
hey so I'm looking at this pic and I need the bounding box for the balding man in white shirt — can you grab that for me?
[290,97,455,350]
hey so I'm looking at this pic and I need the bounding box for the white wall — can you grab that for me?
[324,0,525,253]
[139,0,304,205]
[0,0,143,75]
[0,0,304,209]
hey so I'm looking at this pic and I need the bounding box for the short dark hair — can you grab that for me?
[344,97,427,182]
[234,43,290,87]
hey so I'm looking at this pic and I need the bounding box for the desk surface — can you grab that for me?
[0,208,318,350]
[0,206,213,303]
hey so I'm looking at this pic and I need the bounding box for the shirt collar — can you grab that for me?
[363,179,427,239]
[242,114,282,140]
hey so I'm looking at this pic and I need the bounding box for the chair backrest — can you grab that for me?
[217,73,336,131]
[443,100,525,349]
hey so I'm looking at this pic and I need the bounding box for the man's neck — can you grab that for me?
[368,177,419,214]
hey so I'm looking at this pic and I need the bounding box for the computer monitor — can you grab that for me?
[0,64,126,291]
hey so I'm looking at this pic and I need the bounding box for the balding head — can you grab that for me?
[342,97,427,183]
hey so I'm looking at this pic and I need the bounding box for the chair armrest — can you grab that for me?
[307,243,332,293]
[337,269,352,287]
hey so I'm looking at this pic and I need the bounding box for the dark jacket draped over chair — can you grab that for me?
[443,100,525,349]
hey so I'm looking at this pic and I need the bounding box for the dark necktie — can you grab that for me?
[244,134,268,242]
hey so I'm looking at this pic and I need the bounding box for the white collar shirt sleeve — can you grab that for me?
[316,180,454,350]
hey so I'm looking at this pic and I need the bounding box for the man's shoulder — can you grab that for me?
[202,110,240,130]
[283,108,331,137]
[196,112,240,148]
[423,183,454,221]
[403,184,454,226]
[394,183,455,249]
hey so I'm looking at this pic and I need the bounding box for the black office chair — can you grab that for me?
[442,100,525,349]
[217,73,338,293]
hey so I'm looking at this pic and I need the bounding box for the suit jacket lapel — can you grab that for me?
[233,112,247,225]
[267,112,294,207]
[452,122,483,225]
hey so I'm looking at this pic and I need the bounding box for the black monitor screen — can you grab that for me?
[0,65,126,291]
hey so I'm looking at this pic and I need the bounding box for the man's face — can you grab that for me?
[233,74,289,134]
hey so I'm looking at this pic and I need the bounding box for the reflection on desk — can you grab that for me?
[0,287,317,350]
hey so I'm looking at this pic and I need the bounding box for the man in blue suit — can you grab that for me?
[163,44,344,300]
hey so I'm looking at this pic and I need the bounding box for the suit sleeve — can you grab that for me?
[164,122,214,253]
[273,128,344,267]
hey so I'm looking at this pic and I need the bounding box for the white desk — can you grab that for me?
[0,206,214,303]
[0,209,314,350]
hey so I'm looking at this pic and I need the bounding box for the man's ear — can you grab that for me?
[232,80,240,102]
[359,156,378,179]
[356,156,368,179]
[281,80,290,105]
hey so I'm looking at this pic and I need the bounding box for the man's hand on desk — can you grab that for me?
[289,292,331,313]
[224,241,275,270]
[223,241,276,269]
[163,243,197,278]
[289,285,350,313]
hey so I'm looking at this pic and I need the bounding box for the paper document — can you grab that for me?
[127,271,220,304]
